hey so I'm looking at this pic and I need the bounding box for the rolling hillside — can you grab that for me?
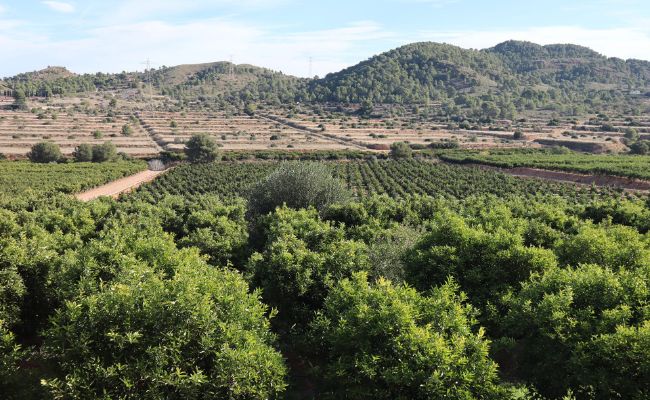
[2,40,649,116]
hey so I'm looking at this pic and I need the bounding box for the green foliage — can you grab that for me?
[389,141,412,159]
[27,141,62,163]
[624,127,640,141]
[573,322,650,399]
[1,155,649,398]
[248,162,351,216]
[502,263,650,398]
[310,272,504,399]
[185,133,220,163]
[121,124,134,136]
[0,160,146,195]
[0,264,25,328]
[91,141,117,162]
[150,195,249,266]
[244,103,257,115]
[513,129,525,139]
[0,321,29,399]
[403,210,557,307]
[440,148,650,180]
[629,140,650,155]
[43,255,287,399]
[72,143,94,162]
[134,159,622,204]
[248,207,370,326]
[556,223,650,269]
[12,89,27,110]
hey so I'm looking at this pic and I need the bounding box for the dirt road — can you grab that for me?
[75,170,165,201]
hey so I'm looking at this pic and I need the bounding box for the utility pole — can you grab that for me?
[140,58,155,111]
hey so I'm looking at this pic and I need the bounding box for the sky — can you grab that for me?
[1,0,649,78]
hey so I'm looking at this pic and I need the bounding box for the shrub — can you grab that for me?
[403,211,557,308]
[72,143,94,162]
[624,128,640,141]
[92,141,117,162]
[27,142,62,163]
[248,207,369,326]
[389,141,412,159]
[629,140,649,155]
[1,320,36,400]
[185,134,220,163]
[248,162,350,216]
[121,124,134,136]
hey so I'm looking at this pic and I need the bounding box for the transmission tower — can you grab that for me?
[308,56,313,77]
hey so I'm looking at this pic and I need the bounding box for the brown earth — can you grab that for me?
[75,169,165,201]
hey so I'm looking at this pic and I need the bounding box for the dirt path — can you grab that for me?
[75,170,165,201]
[256,114,372,151]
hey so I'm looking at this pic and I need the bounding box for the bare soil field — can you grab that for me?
[0,107,160,156]
[137,110,359,151]
[1,96,646,156]
[264,105,645,153]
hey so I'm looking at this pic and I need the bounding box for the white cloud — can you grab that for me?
[0,4,5,13]
[418,26,650,60]
[0,18,392,77]
[42,1,75,13]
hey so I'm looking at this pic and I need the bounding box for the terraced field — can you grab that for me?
[263,108,520,150]
[0,109,160,156]
[265,106,649,153]
[137,111,357,151]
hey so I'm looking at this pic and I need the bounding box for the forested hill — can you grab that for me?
[3,40,650,116]
[295,41,650,115]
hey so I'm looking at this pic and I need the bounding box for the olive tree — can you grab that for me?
[185,134,220,163]
[248,162,350,217]
[389,141,412,159]
[27,142,62,163]
[92,141,117,162]
[72,143,94,162]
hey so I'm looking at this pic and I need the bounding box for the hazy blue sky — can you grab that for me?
[1,0,649,77]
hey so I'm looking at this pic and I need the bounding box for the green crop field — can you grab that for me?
[132,159,622,203]
[0,160,147,196]
[439,149,650,180]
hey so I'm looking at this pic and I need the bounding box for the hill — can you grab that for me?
[302,41,650,116]
[2,40,649,117]
[153,62,307,105]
